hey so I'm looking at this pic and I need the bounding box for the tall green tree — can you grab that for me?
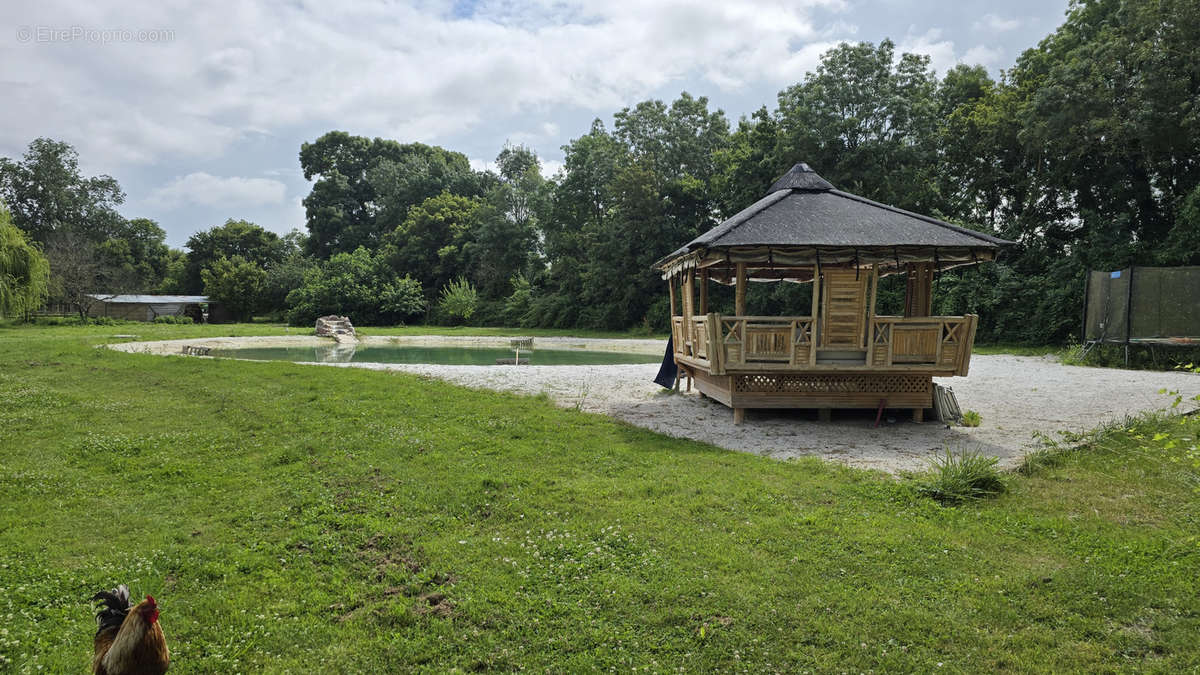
[472,144,548,298]
[201,255,266,322]
[713,106,786,217]
[96,218,172,291]
[384,192,484,306]
[0,138,125,243]
[0,204,50,320]
[300,132,491,258]
[537,93,730,329]
[776,40,942,213]
[183,219,288,294]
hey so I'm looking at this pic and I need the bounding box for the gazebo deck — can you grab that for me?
[670,312,978,422]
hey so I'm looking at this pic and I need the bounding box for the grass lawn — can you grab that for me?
[1,323,1197,672]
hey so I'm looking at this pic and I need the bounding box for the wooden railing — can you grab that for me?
[672,313,978,376]
[720,316,815,367]
[869,315,978,375]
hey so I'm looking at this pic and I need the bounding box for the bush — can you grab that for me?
[917,449,1006,505]
[286,247,425,326]
[961,410,982,427]
[87,316,137,326]
[153,315,194,324]
[437,277,478,324]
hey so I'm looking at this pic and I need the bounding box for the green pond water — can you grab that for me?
[209,344,662,366]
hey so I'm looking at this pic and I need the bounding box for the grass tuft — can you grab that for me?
[960,410,982,427]
[917,448,1006,504]
[1017,446,1067,476]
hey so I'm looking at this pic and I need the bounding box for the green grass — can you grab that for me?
[973,343,1065,357]
[961,410,983,427]
[2,323,1198,672]
[917,449,1005,504]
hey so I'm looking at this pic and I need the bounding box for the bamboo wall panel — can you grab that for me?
[821,269,869,348]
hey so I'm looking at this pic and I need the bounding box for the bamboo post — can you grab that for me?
[682,268,695,355]
[810,267,821,361]
[706,312,723,375]
[699,269,709,314]
[686,266,696,319]
[734,262,747,317]
[668,274,677,319]
[905,263,933,317]
[865,264,879,358]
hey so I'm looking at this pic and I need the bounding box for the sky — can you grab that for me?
[1,0,1070,248]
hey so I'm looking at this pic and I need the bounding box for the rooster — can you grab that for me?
[91,585,170,675]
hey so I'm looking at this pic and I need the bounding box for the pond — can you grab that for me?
[208,343,662,366]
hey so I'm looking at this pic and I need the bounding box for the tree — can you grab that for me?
[285,247,424,326]
[201,256,266,322]
[43,232,107,319]
[384,192,484,306]
[438,277,478,324]
[534,93,731,329]
[183,219,288,294]
[473,144,548,298]
[96,218,172,291]
[0,204,50,320]
[713,106,785,218]
[0,138,125,244]
[261,253,317,318]
[157,249,188,294]
[776,40,942,213]
[300,131,491,258]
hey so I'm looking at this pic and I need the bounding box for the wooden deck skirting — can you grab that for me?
[691,368,933,409]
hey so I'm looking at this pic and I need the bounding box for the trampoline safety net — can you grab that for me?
[1084,266,1200,344]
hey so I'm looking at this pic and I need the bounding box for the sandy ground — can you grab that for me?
[111,336,1199,474]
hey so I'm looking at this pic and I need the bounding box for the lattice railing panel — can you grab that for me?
[734,374,931,394]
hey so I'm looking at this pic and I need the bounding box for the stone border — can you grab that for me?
[105,334,667,358]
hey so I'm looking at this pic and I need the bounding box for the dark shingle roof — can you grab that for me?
[671,163,1009,256]
[765,162,834,192]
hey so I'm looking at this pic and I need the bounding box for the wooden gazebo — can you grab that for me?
[655,163,1011,424]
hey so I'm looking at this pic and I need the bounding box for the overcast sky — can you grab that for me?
[2,0,1070,247]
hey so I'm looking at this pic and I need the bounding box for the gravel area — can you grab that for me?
[111,336,1199,474]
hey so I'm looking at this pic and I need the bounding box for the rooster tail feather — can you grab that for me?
[92,584,131,634]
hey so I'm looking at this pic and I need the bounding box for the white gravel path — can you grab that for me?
[111,336,1199,474]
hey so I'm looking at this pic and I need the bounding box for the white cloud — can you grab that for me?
[897,28,958,74]
[962,45,1003,67]
[973,14,1020,32]
[0,0,850,167]
[148,172,287,209]
[540,159,565,179]
[897,27,1008,75]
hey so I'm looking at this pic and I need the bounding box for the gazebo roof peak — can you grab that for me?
[766,162,834,193]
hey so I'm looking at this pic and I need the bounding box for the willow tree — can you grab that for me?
[0,204,50,320]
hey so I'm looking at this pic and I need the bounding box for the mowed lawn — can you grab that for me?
[1,324,1197,673]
